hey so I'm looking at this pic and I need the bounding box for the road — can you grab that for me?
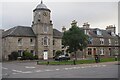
[2,61,119,78]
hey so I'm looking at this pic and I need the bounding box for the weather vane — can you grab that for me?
[41,0,43,4]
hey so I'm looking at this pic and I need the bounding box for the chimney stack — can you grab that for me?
[62,26,66,32]
[83,22,90,29]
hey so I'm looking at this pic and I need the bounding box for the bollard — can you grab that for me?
[115,56,118,61]
[73,60,76,65]
[47,61,49,65]
[37,61,39,65]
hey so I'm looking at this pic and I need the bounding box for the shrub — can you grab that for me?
[55,50,62,58]
[22,51,34,60]
[34,55,38,60]
[8,51,19,60]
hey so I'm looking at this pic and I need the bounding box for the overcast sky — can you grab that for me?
[0,1,119,34]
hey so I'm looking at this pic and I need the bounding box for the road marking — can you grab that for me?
[75,67,81,69]
[102,65,106,67]
[64,67,73,70]
[2,67,8,70]
[73,67,77,69]
[45,69,53,71]
[87,66,92,68]
[21,71,33,73]
[4,64,107,75]
[12,70,20,72]
[12,69,23,73]
[35,70,42,72]
[25,66,35,69]
[55,69,60,71]
[81,67,85,68]
[12,73,20,75]
[92,65,98,67]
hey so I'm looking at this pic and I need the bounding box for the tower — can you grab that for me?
[32,1,53,59]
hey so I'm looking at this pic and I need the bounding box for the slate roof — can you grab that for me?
[82,28,118,39]
[53,29,63,38]
[2,26,36,38]
[2,26,63,38]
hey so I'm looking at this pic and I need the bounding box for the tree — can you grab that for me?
[55,50,62,58]
[62,20,88,64]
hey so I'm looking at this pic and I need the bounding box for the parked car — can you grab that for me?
[54,54,70,61]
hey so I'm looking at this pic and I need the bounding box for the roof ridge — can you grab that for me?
[17,26,30,28]
[7,26,18,36]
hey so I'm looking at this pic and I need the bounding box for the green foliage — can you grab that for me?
[34,55,38,60]
[22,51,34,60]
[38,58,116,65]
[55,50,62,57]
[62,21,88,53]
[62,20,88,61]
[8,51,19,60]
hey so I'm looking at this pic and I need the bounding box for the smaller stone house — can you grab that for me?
[81,23,119,58]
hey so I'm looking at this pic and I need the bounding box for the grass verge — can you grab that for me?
[37,57,117,65]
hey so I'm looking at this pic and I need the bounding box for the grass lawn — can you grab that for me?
[37,57,117,65]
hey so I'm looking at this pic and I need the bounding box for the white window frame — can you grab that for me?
[100,38,104,45]
[18,38,23,46]
[43,36,49,46]
[100,48,104,55]
[30,38,35,46]
[108,39,111,45]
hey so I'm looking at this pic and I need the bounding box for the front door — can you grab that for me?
[93,48,96,56]
[43,50,48,60]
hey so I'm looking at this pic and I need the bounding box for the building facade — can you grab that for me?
[2,1,62,60]
[81,23,119,58]
[2,2,119,60]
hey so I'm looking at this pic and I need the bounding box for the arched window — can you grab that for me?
[44,37,48,45]
[42,37,50,46]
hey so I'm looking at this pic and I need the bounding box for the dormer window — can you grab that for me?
[97,29,102,35]
[88,37,93,44]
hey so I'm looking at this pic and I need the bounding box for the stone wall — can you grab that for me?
[2,36,36,60]
[53,38,62,54]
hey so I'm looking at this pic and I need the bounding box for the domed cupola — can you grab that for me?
[33,0,50,12]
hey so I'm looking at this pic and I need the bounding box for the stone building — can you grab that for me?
[81,23,119,58]
[2,1,62,60]
[62,21,119,58]
[2,1,119,60]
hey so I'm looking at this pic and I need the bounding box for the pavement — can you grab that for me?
[1,61,119,78]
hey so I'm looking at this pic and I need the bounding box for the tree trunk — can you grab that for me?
[73,51,77,65]
[75,51,77,61]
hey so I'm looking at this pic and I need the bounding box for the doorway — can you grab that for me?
[43,50,48,60]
